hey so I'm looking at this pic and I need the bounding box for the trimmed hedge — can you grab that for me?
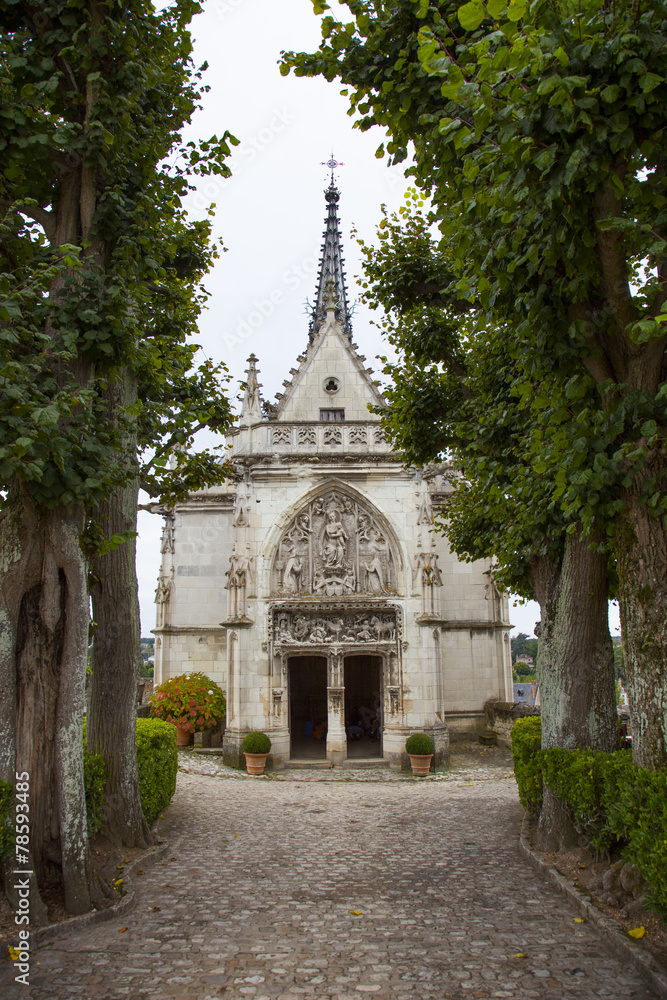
[405,733,435,756]
[84,717,177,830]
[136,717,178,825]
[1,719,177,857]
[0,780,14,859]
[242,731,271,754]
[510,715,542,814]
[511,716,667,910]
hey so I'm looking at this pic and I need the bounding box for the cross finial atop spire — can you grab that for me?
[321,153,344,185]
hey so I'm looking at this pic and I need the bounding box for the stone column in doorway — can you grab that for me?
[326,647,346,765]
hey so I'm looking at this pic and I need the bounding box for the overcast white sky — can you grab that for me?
[136,0,621,643]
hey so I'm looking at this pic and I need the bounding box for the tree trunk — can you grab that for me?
[0,490,101,915]
[88,479,151,848]
[88,372,151,849]
[617,454,667,770]
[529,533,617,851]
[540,531,617,752]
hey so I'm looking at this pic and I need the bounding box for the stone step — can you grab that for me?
[285,759,333,769]
[341,758,390,769]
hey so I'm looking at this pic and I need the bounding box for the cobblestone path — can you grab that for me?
[1,764,657,1000]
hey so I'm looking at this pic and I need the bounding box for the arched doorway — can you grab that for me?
[289,655,328,760]
[345,655,383,760]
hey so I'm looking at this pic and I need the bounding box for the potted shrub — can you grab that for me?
[150,672,226,746]
[405,733,435,776]
[242,731,271,774]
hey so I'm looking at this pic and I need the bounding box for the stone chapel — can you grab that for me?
[153,179,513,770]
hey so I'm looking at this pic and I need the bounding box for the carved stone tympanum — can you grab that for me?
[272,490,397,596]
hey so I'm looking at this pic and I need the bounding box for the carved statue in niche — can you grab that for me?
[226,543,253,617]
[322,511,347,569]
[226,543,251,589]
[154,568,174,628]
[414,548,443,587]
[272,489,396,596]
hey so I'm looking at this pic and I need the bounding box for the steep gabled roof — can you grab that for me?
[274,294,384,422]
[273,182,385,423]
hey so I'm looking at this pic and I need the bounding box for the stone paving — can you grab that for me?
[1,747,658,1000]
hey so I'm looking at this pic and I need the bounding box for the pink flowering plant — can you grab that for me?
[150,672,226,733]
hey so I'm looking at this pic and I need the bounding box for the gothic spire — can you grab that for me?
[239,353,263,424]
[308,178,352,343]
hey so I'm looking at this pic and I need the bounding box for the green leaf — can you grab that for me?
[506,0,526,21]
[641,73,663,94]
[600,85,621,103]
[487,0,507,17]
[458,1,486,30]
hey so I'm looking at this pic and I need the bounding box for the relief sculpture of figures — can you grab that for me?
[282,554,303,594]
[272,490,396,596]
[363,532,387,595]
[322,511,347,569]
[273,608,399,646]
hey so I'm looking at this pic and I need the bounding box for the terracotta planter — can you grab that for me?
[176,725,193,747]
[408,753,433,776]
[244,752,270,775]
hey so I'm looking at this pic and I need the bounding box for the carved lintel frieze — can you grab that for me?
[271,604,401,648]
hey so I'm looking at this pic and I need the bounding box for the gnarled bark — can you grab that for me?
[0,490,101,915]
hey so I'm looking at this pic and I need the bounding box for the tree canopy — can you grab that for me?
[283,0,667,768]
[0,0,236,916]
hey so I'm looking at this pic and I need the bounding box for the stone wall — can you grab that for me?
[484,699,540,748]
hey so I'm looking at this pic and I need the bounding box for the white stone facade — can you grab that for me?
[153,185,512,769]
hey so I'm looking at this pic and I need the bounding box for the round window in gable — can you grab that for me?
[324,377,340,394]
